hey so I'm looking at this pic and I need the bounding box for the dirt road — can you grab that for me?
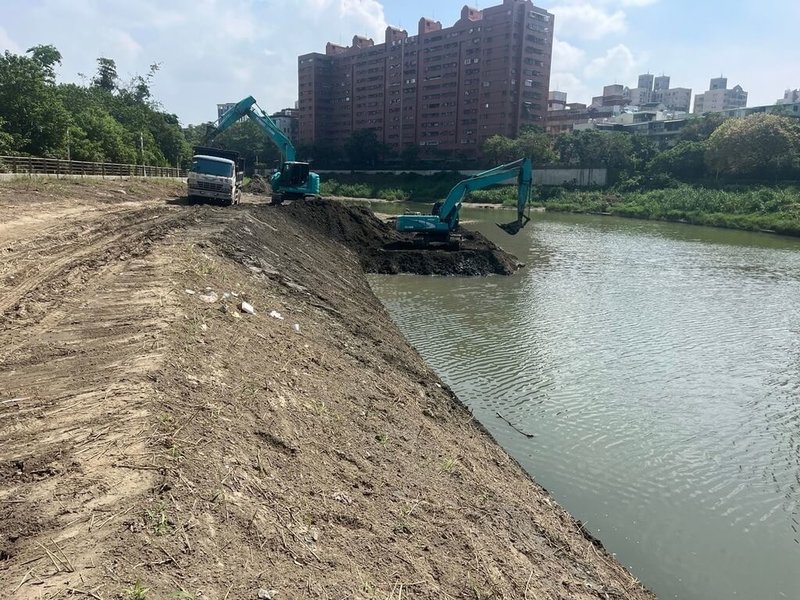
[0,178,654,599]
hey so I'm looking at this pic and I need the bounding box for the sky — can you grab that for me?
[1,0,797,125]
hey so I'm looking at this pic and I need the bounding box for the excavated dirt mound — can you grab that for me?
[282,199,521,276]
[242,174,271,194]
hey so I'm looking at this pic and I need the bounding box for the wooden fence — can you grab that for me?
[0,155,186,178]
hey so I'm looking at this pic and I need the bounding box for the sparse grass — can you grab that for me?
[375,433,390,447]
[127,581,149,600]
[441,457,459,473]
[308,399,328,416]
[167,444,183,461]
[145,503,171,536]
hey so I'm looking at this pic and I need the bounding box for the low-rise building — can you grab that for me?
[589,109,689,147]
[270,108,299,143]
[713,101,800,119]
[217,103,236,120]
[548,90,567,111]
[694,77,747,114]
[546,101,618,134]
[777,89,800,105]
[655,87,692,113]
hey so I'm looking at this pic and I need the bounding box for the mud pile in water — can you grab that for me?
[282,199,521,276]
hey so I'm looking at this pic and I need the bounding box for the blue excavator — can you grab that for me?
[395,158,533,245]
[205,96,320,205]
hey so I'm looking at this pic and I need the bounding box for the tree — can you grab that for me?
[0,50,69,156]
[678,113,727,142]
[705,113,800,180]
[400,143,420,169]
[516,126,558,164]
[26,44,61,84]
[210,119,281,173]
[482,134,516,164]
[93,57,118,92]
[344,128,386,168]
[481,127,556,166]
[649,141,707,181]
[0,117,13,154]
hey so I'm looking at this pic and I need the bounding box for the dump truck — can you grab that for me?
[186,146,244,206]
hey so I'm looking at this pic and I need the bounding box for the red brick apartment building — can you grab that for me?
[297,0,554,160]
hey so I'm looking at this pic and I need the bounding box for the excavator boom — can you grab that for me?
[204,96,319,203]
[395,158,534,240]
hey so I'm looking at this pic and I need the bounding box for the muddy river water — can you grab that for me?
[368,205,800,600]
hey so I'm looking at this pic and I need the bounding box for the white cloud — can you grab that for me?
[583,44,642,82]
[0,26,21,54]
[3,0,389,124]
[616,0,658,6]
[550,3,627,40]
[549,72,592,104]
[99,29,142,60]
[553,0,657,6]
[553,38,585,71]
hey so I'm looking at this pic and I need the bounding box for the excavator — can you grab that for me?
[204,96,320,205]
[395,158,534,246]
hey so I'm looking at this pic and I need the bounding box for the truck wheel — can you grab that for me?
[270,194,283,206]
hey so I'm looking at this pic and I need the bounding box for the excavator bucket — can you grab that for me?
[497,214,530,235]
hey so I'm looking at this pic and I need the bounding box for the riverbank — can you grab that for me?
[0,179,654,599]
[543,185,800,236]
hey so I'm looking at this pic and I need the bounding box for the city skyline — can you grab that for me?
[0,0,796,125]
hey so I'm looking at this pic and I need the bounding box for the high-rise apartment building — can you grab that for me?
[694,77,748,114]
[297,0,554,158]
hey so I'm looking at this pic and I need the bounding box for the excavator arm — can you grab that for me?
[204,96,296,163]
[396,157,534,237]
[203,96,319,203]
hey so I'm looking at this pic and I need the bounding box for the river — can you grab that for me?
[367,205,800,600]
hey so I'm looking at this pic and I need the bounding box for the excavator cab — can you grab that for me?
[280,162,310,186]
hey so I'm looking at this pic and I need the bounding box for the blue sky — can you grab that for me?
[1,0,797,125]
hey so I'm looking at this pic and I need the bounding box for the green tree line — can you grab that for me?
[481,113,800,186]
[0,45,190,166]
[325,112,800,187]
[2,43,798,186]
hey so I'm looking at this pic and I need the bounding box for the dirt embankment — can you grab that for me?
[0,179,653,600]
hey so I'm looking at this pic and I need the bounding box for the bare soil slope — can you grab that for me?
[0,179,653,600]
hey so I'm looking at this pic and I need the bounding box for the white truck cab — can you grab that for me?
[187,153,242,206]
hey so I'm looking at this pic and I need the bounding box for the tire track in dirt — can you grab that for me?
[0,208,183,328]
[0,198,198,597]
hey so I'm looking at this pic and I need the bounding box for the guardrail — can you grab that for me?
[0,155,186,178]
